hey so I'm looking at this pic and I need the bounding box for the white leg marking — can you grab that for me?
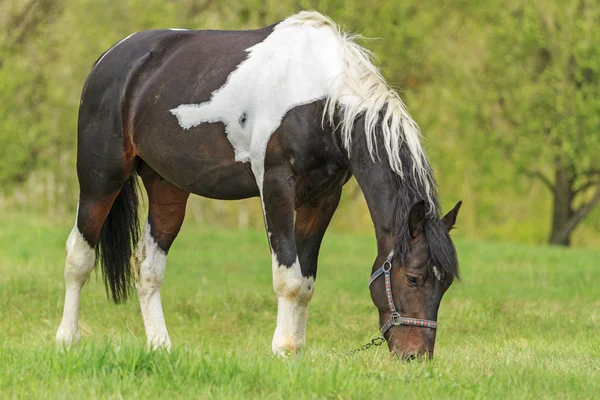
[133,222,171,350]
[271,254,315,356]
[56,225,95,346]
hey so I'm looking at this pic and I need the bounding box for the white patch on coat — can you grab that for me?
[95,32,138,67]
[132,221,171,350]
[432,266,443,282]
[170,11,434,210]
[270,253,315,356]
[56,212,95,347]
[170,19,342,191]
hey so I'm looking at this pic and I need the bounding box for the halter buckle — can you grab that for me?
[383,260,392,272]
[390,312,402,326]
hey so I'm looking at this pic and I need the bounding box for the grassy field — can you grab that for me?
[0,212,599,399]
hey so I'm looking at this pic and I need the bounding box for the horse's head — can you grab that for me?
[369,200,462,360]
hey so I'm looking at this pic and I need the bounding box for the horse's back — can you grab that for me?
[78,27,275,199]
[81,25,276,117]
[76,20,341,200]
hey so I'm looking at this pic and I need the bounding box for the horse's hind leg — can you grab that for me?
[133,165,190,350]
[56,193,120,346]
[57,127,137,345]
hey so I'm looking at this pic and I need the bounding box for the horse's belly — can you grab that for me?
[135,121,260,200]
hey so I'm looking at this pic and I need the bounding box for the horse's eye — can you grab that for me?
[406,275,418,287]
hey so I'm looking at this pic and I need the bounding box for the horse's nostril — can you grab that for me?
[391,348,420,361]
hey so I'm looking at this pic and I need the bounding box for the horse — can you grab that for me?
[56,11,461,360]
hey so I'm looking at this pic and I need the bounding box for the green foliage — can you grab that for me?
[1,213,599,398]
[483,0,600,173]
[0,0,598,246]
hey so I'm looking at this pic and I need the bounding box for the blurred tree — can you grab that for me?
[0,0,598,246]
[0,0,62,185]
[482,0,600,246]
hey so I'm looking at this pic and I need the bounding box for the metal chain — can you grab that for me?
[345,336,386,356]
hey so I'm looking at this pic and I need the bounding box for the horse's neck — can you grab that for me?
[346,132,400,254]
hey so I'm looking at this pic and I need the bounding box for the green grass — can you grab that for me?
[1,213,599,399]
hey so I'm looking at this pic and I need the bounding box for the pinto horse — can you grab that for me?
[56,11,461,359]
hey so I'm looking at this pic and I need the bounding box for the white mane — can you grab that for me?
[282,11,435,209]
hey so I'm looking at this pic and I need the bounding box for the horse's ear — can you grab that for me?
[408,200,426,239]
[442,201,462,232]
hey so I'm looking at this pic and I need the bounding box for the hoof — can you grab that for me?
[56,326,79,348]
[272,333,302,357]
[147,336,172,352]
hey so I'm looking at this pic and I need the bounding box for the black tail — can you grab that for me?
[97,173,141,303]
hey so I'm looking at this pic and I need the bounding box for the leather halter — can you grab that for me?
[369,256,438,335]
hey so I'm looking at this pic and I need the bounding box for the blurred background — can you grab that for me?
[0,0,598,247]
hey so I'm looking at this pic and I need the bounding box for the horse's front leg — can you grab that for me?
[290,187,342,350]
[261,166,304,356]
[261,166,342,356]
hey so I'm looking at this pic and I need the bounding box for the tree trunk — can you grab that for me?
[548,166,574,246]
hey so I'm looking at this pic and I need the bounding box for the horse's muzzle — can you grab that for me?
[391,347,434,361]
